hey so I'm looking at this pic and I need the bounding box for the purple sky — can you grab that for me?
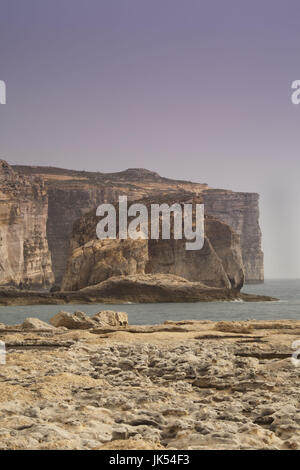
[0,0,300,278]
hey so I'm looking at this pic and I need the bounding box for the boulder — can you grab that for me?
[214,321,253,334]
[49,310,129,329]
[92,310,128,327]
[21,317,55,330]
[50,311,95,329]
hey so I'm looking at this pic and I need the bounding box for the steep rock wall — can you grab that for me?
[61,195,245,291]
[13,165,264,284]
[147,217,244,289]
[0,161,53,287]
[46,186,127,286]
[48,184,263,286]
[202,189,264,283]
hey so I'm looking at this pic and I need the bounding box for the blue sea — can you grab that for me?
[0,279,299,326]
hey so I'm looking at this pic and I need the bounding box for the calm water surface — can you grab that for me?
[0,279,299,325]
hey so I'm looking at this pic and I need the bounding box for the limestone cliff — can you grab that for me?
[147,217,244,290]
[13,165,264,285]
[14,165,208,285]
[61,239,148,291]
[0,161,53,287]
[202,189,264,283]
[61,194,245,292]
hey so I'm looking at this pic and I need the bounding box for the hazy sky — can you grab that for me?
[0,0,300,278]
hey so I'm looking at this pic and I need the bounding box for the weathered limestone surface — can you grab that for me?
[0,161,53,288]
[0,318,299,450]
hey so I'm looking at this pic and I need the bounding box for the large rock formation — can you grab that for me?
[12,164,264,285]
[78,274,245,303]
[61,239,148,291]
[14,165,207,285]
[61,194,245,292]
[0,161,53,288]
[202,189,264,283]
[146,217,244,290]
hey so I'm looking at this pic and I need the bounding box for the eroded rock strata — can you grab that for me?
[0,161,53,288]
[61,195,245,292]
[0,317,299,450]
[202,189,264,283]
[13,165,264,285]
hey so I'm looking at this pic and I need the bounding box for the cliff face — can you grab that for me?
[0,161,53,288]
[14,166,207,285]
[46,186,126,286]
[61,239,148,291]
[61,194,245,292]
[12,165,264,285]
[146,217,244,289]
[202,189,264,283]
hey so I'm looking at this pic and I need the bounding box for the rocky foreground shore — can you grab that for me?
[0,312,300,450]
